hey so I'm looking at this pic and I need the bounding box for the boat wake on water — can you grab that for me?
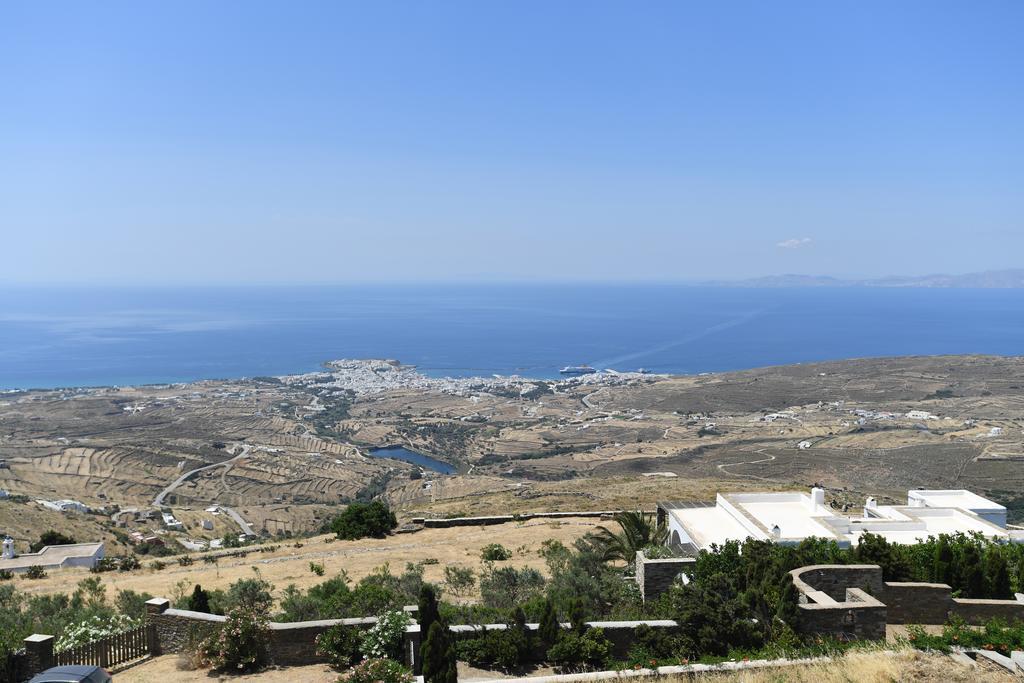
[589,308,771,370]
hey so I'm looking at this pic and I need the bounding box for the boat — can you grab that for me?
[560,365,597,375]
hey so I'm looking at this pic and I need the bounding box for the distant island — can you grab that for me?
[705,268,1024,289]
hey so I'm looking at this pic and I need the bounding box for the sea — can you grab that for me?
[1,284,1023,390]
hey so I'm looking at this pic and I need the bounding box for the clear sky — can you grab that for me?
[2,1,1022,284]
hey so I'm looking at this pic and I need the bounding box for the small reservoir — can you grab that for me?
[368,446,456,474]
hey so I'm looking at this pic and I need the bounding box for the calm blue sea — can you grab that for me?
[1,285,1022,389]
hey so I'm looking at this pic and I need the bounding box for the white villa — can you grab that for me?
[659,488,1021,553]
[0,537,105,573]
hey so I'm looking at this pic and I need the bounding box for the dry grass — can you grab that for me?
[680,649,1013,682]
[15,517,603,602]
[115,648,1016,682]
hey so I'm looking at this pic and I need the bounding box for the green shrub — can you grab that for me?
[340,658,413,683]
[23,565,46,580]
[310,562,326,576]
[315,624,362,668]
[457,610,532,672]
[546,627,612,671]
[907,617,1024,657]
[118,555,141,572]
[199,606,270,672]
[178,555,194,566]
[0,570,12,581]
[480,543,512,561]
[329,501,397,540]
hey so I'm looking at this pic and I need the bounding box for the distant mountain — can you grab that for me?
[709,269,1024,289]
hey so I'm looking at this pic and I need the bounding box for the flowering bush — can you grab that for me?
[55,614,140,652]
[199,606,270,672]
[360,610,410,661]
[340,658,413,683]
[316,624,362,668]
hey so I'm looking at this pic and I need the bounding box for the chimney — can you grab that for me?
[771,524,782,540]
[809,487,825,509]
[2,537,15,560]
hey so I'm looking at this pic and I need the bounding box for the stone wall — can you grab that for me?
[146,598,677,674]
[789,566,887,641]
[635,551,695,602]
[789,564,1024,638]
[880,582,952,624]
[790,565,883,602]
[145,598,378,663]
[415,510,622,528]
[951,596,1024,625]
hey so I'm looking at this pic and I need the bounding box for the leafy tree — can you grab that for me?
[588,510,667,564]
[479,566,545,610]
[224,576,274,615]
[443,565,475,598]
[329,501,398,540]
[30,531,76,553]
[190,585,212,613]
[420,621,457,683]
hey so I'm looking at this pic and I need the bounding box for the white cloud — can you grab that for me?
[776,237,812,249]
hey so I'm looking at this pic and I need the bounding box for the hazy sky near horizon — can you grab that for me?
[2,1,1023,284]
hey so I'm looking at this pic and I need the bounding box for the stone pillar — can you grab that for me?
[145,597,171,655]
[24,634,54,674]
[146,597,170,615]
[404,624,421,675]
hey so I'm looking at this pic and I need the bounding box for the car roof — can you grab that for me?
[29,664,102,682]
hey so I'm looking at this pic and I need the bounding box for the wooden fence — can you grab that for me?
[54,624,155,670]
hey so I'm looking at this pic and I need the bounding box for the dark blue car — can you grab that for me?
[28,665,112,683]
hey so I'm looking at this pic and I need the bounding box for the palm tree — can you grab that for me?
[589,509,668,563]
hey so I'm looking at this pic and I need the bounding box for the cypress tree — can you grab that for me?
[418,584,440,637]
[959,545,984,597]
[986,551,1012,599]
[189,584,211,613]
[538,599,560,650]
[932,536,954,586]
[568,597,587,635]
[421,620,457,683]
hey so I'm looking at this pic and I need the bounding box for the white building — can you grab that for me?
[0,537,105,573]
[37,499,89,513]
[660,487,1017,553]
[161,513,185,531]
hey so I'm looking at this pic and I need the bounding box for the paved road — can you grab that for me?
[152,444,251,507]
[219,505,256,536]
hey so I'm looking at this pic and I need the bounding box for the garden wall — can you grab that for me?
[635,551,694,601]
[145,598,679,673]
[789,564,1024,638]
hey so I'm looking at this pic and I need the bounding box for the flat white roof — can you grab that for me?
[909,490,1005,512]
[738,500,837,540]
[672,505,754,548]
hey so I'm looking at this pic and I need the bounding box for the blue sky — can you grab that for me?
[2,1,1022,283]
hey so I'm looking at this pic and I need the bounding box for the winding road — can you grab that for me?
[153,443,252,507]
